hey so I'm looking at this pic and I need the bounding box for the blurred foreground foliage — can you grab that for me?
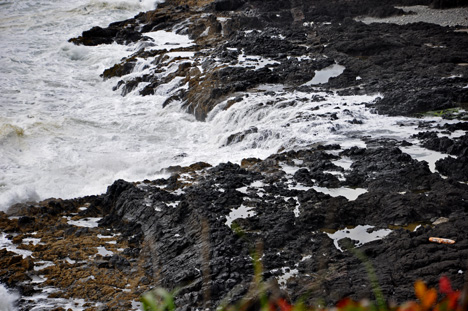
[141,275,467,311]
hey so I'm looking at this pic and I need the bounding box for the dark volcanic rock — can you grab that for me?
[82,143,467,309]
[320,19,468,117]
[415,132,468,181]
[69,25,144,46]
[436,156,468,180]
[69,0,468,120]
[420,132,468,157]
[341,146,435,191]
[10,0,465,309]
[3,141,468,309]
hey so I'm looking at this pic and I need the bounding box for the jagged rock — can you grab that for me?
[436,156,468,180]
[413,132,468,181]
[3,142,468,309]
[4,0,468,309]
[420,133,468,157]
[68,0,468,120]
[69,25,144,46]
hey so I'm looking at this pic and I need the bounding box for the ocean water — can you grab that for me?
[0,1,463,309]
[0,0,177,208]
[0,283,19,311]
[0,0,452,212]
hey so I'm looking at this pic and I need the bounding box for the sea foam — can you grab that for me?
[0,0,455,212]
[0,284,19,311]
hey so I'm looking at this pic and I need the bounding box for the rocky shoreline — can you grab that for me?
[2,0,468,310]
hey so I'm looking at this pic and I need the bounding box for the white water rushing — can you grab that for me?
[0,283,19,311]
[0,0,449,211]
[0,0,170,208]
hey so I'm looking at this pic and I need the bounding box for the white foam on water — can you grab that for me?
[313,186,367,201]
[271,267,299,290]
[303,63,345,85]
[250,180,265,188]
[145,30,195,50]
[0,0,456,214]
[280,163,303,176]
[0,284,19,311]
[96,246,114,257]
[66,216,101,228]
[0,0,165,209]
[401,144,453,173]
[34,261,55,271]
[225,204,256,227]
[236,186,248,194]
[22,291,89,311]
[332,157,353,170]
[233,50,280,70]
[326,225,393,252]
[288,183,313,191]
[22,237,42,245]
[97,233,119,239]
[208,92,382,153]
[31,274,48,284]
[0,232,34,258]
[288,197,300,217]
[449,129,467,138]
[236,180,267,198]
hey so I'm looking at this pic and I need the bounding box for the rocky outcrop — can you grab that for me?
[2,0,468,310]
[69,0,468,121]
[0,198,151,310]
[414,131,468,181]
[92,144,468,308]
[319,19,468,116]
[4,142,468,310]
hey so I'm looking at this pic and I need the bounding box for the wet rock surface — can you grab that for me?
[1,198,151,310]
[2,0,468,310]
[69,0,468,121]
[416,131,468,180]
[3,141,468,310]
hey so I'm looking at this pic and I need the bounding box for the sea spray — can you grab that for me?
[0,284,18,311]
[1,0,165,209]
[0,0,458,211]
